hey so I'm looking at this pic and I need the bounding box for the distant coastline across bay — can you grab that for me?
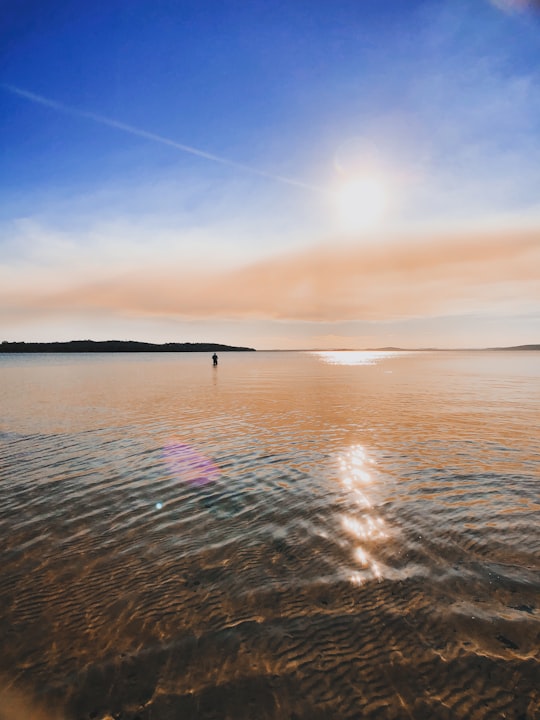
[370,345,540,351]
[265,345,540,352]
[0,340,256,353]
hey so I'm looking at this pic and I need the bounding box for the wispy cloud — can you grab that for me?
[2,228,538,326]
[2,84,324,194]
[490,0,540,15]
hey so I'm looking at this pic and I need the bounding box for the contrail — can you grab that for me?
[2,84,326,193]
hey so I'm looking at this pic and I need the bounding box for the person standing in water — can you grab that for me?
[212,353,218,366]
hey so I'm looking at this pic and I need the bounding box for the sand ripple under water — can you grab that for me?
[0,351,538,719]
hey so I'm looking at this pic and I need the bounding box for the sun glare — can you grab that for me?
[335,176,388,233]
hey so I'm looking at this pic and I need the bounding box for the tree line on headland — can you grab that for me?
[0,340,256,353]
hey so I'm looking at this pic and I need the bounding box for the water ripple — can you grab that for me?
[0,351,538,719]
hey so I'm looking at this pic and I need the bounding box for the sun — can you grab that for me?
[335,176,388,233]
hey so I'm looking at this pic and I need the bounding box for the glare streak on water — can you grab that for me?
[0,350,539,720]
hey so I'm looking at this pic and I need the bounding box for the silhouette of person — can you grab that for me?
[212,353,218,366]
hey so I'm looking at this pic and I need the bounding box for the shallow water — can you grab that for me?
[0,350,538,719]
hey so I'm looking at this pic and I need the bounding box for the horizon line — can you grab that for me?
[2,340,539,352]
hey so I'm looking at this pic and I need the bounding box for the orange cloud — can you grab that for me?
[1,228,539,325]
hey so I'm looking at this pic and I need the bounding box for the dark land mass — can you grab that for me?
[487,344,540,351]
[369,345,540,351]
[0,340,255,353]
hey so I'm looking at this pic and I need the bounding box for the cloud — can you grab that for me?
[490,0,540,14]
[2,84,323,194]
[2,228,539,327]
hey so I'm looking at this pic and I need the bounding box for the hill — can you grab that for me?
[0,340,255,353]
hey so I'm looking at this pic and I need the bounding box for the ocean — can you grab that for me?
[0,350,538,719]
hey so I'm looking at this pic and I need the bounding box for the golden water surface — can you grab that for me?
[0,351,538,719]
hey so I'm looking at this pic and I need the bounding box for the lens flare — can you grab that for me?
[162,442,220,486]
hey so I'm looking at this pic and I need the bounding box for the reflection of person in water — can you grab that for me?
[212,353,218,366]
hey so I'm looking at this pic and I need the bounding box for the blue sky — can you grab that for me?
[1,0,539,348]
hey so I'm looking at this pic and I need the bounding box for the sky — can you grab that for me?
[1,0,539,349]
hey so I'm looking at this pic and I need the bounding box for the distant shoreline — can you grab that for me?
[368,345,540,352]
[0,341,256,353]
[263,345,540,352]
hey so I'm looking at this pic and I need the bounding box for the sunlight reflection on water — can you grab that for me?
[313,350,412,365]
[337,444,391,585]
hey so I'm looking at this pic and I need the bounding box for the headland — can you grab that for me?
[0,340,256,353]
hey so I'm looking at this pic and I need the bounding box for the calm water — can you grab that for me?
[0,351,538,720]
